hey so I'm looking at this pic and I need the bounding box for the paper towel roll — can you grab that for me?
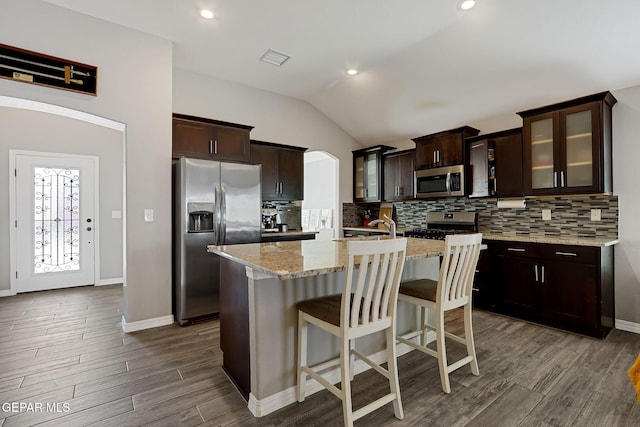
[497,199,526,209]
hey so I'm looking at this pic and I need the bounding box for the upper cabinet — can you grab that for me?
[250,140,307,201]
[518,92,616,195]
[172,114,253,163]
[353,145,393,203]
[383,149,415,202]
[467,128,523,198]
[413,126,480,170]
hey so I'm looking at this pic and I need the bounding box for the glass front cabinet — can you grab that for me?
[353,145,393,202]
[519,92,616,195]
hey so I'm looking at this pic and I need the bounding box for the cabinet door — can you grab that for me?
[495,255,540,319]
[560,103,601,192]
[278,149,304,200]
[363,152,380,201]
[493,132,523,197]
[437,134,463,166]
[397,152,414,200]
[472,246,496,310]
[354,154,366,201]
[383,155,400,201]
[542,260,597,329]
[250,144,279,200]
[524,112,560,195]
[173,119,215,159]
[468,138,489,198]
[214,126,250,162]
[415,140,439,169]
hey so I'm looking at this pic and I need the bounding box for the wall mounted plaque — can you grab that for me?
[0,43,97,96]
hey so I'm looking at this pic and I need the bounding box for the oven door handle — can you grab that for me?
[446,172,452,195]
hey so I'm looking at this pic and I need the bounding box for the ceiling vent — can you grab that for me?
[260,48,291,67]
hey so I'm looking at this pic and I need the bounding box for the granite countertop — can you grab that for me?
[481,232,618,247]
[343,226,410,235]
[208,237,444,280]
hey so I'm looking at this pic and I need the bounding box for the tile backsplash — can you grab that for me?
[343,195,618,239]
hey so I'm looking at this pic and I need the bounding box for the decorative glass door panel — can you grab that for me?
[530,118,555,189]
[565,110,593,188]
[15,154,95,293]
[33,167,80,274]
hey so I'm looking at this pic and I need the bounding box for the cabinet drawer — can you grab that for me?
[489,240,541,258]
[540,244,598,264]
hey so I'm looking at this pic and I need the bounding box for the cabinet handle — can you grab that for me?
[534,265,539,282]
[494,178,498,193]
[472,288,480,292]
[437,150,440,163]
[214,139,218,154]
[280,182,283,194]
[433,151,436,164]
[555,251,577,257]
[507,248,525,252]
[554,171,558,187]
[560,171,565,187]
[471,143,484,149]
[541,265,545,283]
[399,186,403,196]
[209,139,213,154]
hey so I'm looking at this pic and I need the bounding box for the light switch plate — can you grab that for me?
[542,209,551,221]
[144,209,154,223]
[111,210,122,219]
[591,209,602,221]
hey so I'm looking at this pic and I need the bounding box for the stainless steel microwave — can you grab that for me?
[415,165,465,198]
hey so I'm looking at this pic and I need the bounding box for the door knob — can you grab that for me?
[87,227,92,231]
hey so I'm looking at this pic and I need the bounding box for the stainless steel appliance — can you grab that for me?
[262,207,278,232]
[173,157,261,325]
[415,165,465,198]
[405,211,477,240]
[276,205,301,230]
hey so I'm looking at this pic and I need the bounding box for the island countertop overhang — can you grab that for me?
[208,237,446,280]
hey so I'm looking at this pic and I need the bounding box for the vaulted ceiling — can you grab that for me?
[43,0,640,144]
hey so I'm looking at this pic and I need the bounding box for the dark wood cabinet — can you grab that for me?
[472,245,497,310]
[250,140,306,201]
[413,126,479,170]
[383,149,415,201]
[172,114,253,162]
[518,92,616,195]
[467,128,523,198]
[484,240,614,338]
[353,145,393,203]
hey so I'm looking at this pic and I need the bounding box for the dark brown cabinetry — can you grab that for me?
[484,240,614,338]
[518,92,616,195]
[172,114,253,162]
[466,128,523,198]
[353,145,393,203]
[413,126,479,170]
[250,140,307,201]
[383,149,415,201]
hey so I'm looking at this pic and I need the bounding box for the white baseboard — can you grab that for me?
[0,289,17,298]
[248,339,427,418]
[96,278,124,286]
[121,315,174,333]
[616,319,640,334]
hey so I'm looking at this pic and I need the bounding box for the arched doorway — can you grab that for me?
[302,150,339,239]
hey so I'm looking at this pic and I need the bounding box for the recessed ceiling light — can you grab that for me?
[457,0,476,10]
[346,69,359,76]
[200,9,214,19]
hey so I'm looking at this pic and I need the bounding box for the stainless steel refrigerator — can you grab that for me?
[173,157,261,325]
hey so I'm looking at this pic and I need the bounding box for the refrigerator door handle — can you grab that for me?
[214,185,222,245]
[221,186,227,243]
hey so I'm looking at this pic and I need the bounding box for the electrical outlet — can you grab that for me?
[144,209,154,223]
[542,209,551,221]
[591,209,602,221]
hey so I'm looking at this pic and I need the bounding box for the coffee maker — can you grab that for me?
[261,207,278,231]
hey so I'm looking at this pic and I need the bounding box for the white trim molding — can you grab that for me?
[615,319,640,334]
[247,340,424,417]
[97,278,124,286]
[121,315,174,333]
[0,289,17,298]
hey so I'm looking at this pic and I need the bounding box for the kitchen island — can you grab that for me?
[208,237,444,417]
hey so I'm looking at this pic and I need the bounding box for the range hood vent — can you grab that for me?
[259,48,291,67]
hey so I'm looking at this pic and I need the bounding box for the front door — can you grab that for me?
[14,153,96,292]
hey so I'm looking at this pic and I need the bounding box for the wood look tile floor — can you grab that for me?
[1,284,640,426]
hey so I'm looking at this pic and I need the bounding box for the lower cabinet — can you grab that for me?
[477,240,614,339]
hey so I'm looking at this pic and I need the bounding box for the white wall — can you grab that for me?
[303,154,337,210]
[173,68,362,220]
[0,1,173,323]
[0,108,123,284]
[611,84,640,325]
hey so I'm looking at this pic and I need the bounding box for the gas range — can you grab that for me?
[405,211,478,240]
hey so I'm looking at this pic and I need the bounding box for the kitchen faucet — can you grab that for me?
[368,214,396,238]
